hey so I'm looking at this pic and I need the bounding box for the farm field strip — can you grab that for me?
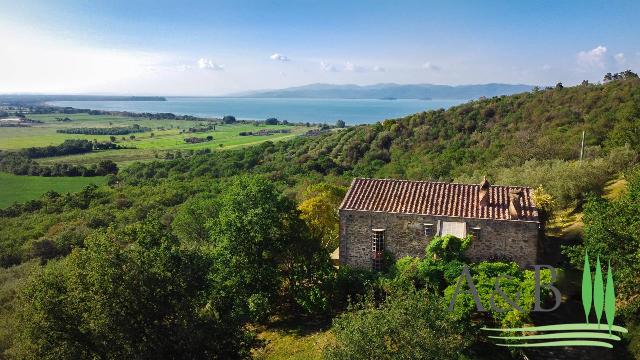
[1,113,313,164]
[0,172,107,208]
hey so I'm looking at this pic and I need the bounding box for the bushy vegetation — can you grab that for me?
[564,168,640,356]
[12,220,255,360]
[324,234,553,359]
[57,125,150,135]
[19,139,118,159]
[456,146,637,209]
[0,139,122,177]
[324,290,471,360]
[1,176,339,358]
[0,153,118,177]
[297,183,346,250]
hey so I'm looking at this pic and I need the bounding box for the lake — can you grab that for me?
[48,97,467,125]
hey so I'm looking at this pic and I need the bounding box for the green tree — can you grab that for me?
[532,185,555,223]
[566,168,640,321]
[12,219,254,359]
[95,160,118,175]
[297,183,346,250]
[172,193,219,244]
[324,289,471,360]
[206,176,332,318]
[223,115,237,124]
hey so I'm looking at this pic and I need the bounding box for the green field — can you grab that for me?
[0,112,315,206]
[0,172,107,208]
[1,113,312,165]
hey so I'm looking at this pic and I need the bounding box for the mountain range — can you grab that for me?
[231,83,535,100]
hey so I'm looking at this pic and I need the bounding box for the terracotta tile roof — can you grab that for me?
[339,178,538,222]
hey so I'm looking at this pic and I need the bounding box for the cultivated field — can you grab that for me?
[0,112,315,206]
[0,172,107,208]
[0,113,313,165]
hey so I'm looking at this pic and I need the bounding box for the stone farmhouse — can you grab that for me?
[338,177,540,270]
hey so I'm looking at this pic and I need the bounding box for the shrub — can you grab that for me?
[444,261,553,328]
[324,289,471,360]
[426,234,472,262]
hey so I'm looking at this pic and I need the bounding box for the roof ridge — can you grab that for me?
[352,177,534,190]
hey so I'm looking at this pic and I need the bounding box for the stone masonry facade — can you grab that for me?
[339,210,539,269]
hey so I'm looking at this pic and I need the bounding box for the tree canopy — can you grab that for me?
[12,219,255,359]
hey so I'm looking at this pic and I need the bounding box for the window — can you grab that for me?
[440,221,467,238]
[371,229,385,252]
[470,226,481,241]
[423,223,435,238]
[371,229,385,271]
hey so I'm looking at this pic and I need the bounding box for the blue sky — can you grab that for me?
[0,0,638,95]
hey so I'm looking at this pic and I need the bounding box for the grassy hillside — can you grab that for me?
[121,77,640,208]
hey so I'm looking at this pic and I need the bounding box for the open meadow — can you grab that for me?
[0,112,315,206]
[0,172,107,208]
[0,113,313,166]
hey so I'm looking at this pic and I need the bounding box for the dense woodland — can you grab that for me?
[1,75,640,359]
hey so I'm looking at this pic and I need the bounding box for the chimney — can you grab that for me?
[478,176,490,207]
[508,188,524,219]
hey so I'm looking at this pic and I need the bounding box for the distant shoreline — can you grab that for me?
[0,95,166,104]
[42,97,467,125]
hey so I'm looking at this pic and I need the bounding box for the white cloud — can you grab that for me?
[176,64,192,72]
[344,61,365,72]
[541,64,551,71]
[270,53,289,61]
[577,45,607,68]
[614,52,626,65]
[422,62,441,71]
[197,58,224,71]
[320,61,338,72]
[373,65,386,72]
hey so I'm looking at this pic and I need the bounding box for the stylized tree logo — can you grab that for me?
[482,250,627,348]
[582,251,617,333]
[582,251,592,323]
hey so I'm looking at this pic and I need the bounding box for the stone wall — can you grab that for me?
[339,209,540,269]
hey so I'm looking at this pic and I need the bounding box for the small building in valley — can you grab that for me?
[338,177,540,270]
